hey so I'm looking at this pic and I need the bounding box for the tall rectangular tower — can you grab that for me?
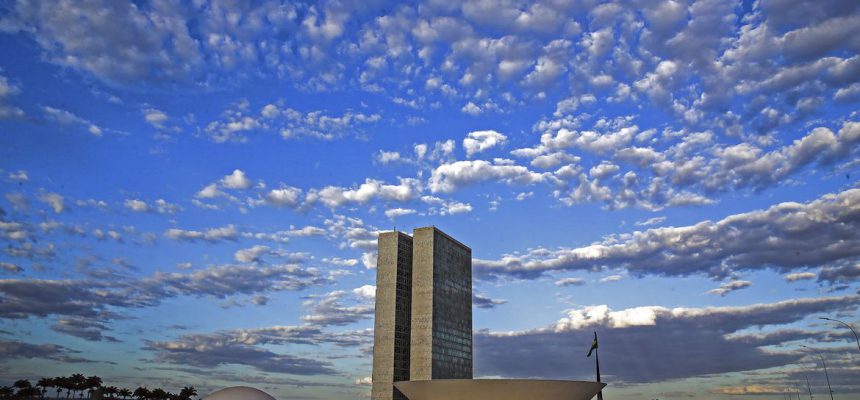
[410,226,473,380]
[371,231,413,400]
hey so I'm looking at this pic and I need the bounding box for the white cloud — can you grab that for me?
[384,208,416,218]
[599,275,623,283]
[707,280,752,296]
[143,108,168,128]
[37,192,65,213]
[7,170,28,182]
[352,285,375,300]
[784,272,816,282]
[234,245,272,263]
[635,216,666,226]
[154,199,180,214]
[355,377,372,386]
[124,199,150,213]
[429,160,548,193]
[266,187,303,208]
[221,169,252,190]
[165,225,238,242]
[461,102,482,116]
[376,150,402,164]
[196,183,224,199]
[42,106,103,137]
[463,130,507,157]
[555,277,585,287]
[323,257,358,267]
[442,201,472,215]
[361,252,377,269]
[312,178,421,208]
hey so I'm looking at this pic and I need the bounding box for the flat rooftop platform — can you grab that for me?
[394,379,605,400]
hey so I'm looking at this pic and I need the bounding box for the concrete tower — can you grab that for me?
[371,231,414,400]
[371,227,472,400]
[409,226,472,380]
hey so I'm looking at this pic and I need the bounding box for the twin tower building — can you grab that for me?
[372,226,473,400]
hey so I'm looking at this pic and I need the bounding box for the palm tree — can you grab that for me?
[132,387,149,400]
[69,375,85,399]
[117,389,131,400]
[84,377,101,400]
[0,387,13,400]
[36,378,53,400]
[104,387,119,400]
[17,387,42,400]
[53,378,64,400]
[177,387,196,400]
[149,389,166,400]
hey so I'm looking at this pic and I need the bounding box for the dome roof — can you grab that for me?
[203,386,277,400]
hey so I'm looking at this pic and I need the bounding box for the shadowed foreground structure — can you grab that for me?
[394,380,606,400]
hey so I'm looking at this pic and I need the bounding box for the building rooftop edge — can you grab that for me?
[413,226,471,251]
[378,227,471,251]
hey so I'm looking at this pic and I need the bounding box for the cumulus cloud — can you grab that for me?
[707,280,752,296]
[352,285,375,300]
[143,108,168,128]
[463,130,507,157]
[473,293,507,309]
[785,272,816,282]
[203,101,382,143]
[475,189,860,280]
[0,339,95,363]
[376,150,402,164]
[221,169,252,189]
[554,277,585,287]
[429,160,549,193]
[37,192,65,213]
[266,186,303,208]
[124,199,150,213]
[384,208,416,218]
[164,224,238,242]
[0,263,326,329]
[0,74,25,120]
[146,334,335,375]
[475,295,860,383]
[52,318,120,342]
[234,245,273,263]
[145,324,372,376]
[301,290,374,327]
[311,178,421,208]
[42,106,104,136]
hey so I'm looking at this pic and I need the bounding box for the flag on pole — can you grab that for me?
[587,332,598,357]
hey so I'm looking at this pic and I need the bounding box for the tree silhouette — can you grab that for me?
[177,387,196,400]
[69,375,85,399]
[132,387,149,400]
[36,378,52,400]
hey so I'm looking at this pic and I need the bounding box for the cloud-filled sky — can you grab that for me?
[1,0,859,399]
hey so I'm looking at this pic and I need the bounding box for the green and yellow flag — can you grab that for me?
[587,332,598,357]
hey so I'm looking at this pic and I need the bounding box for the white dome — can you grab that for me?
[203,386,277,400]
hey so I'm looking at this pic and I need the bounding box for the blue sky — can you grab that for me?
[1,0,859,399]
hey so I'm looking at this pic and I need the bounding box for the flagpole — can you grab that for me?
[595,348,603,400]
[594,332,603,400]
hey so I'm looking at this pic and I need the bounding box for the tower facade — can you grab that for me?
[371,231,413,400]
[371,227,472,400]
[410,226,472,380]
